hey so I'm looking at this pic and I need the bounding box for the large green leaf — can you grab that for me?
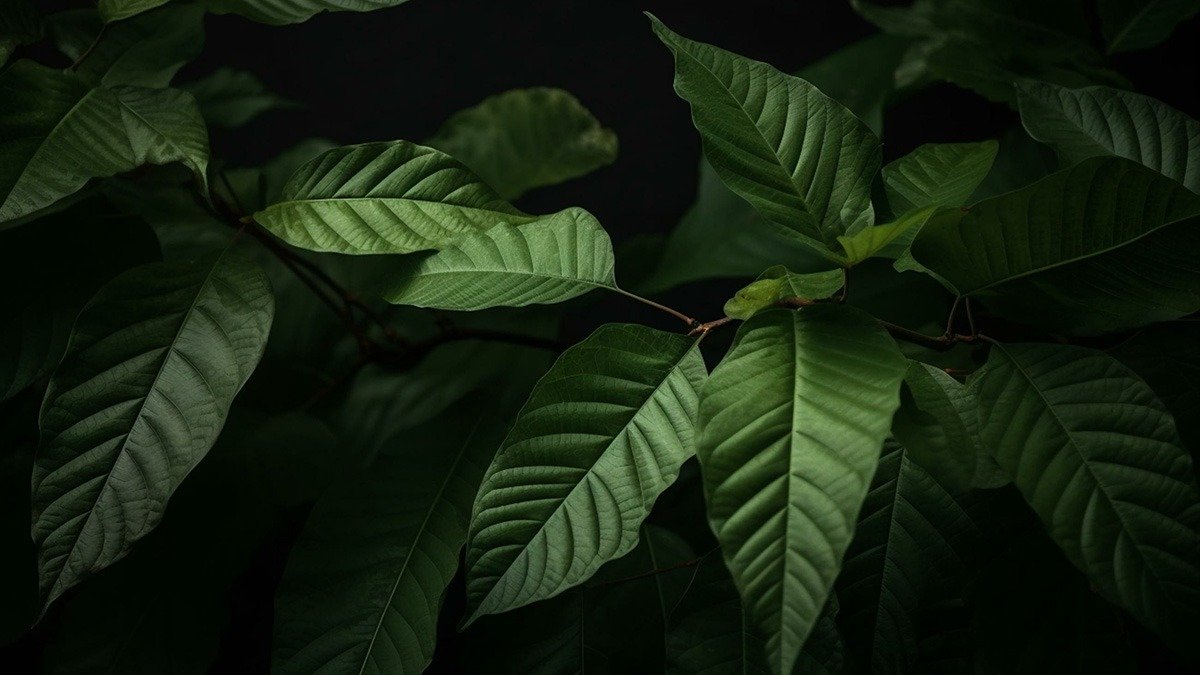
[50,5,204,87]
[182,67,298,129]
[273,393,521,674]
[205,0,411,25]
[882,141,998,213]
[910,156,1200,334]
[31,250,273,610]
[0,200,160,401]
[835,441,979,674]
[428,87,617,200]
[464,324,706,624]
[697,306,906,674]
[378,207,616,310]
[253,140,545,254]
[98,0,173,22]
[1017,81,1200,194]
[649,15,880,261]
[1099,0,1200,53]
[975,342,1200,655]
[0,60,210,222]
[796,34,914,135]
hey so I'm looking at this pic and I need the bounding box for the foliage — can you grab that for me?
[1,1,1198,673]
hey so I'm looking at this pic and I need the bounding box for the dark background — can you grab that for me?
[8,1,1200,672]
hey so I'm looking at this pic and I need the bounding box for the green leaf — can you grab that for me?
[50,5,204,87]
[254,140,543,254]
[649,14,881,262]
[640,159,833,293]
[205,0,412,25]
[836,206,937,265]
[891,361,1003,491]
[1017,81,1200,194]
[1099,0,1200,53]
[464,324,706,624]
[910,156,1200,334]
[1114,324,1200,459]
[975,341,1200,655]
[0,199,160,401]
[0,60,210,222]
[273,393,520,674]
[0,0,41,67]
[970,126,1058,201]
[697,306,906,673]
[31,250,274,610]
[98,0,172,23]
[428,87,617,200]
[378,207,616,310]
[796,34,914,135]
[182,67,298,129]
[882,141,998,213]
[723,266,844,319]
[835,441,980,674]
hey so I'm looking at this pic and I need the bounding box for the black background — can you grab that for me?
[8,0,1200,672]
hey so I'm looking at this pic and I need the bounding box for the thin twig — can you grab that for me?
[69,24,109,70]
[945,296,961,336]
[689,316,735,336]
[613,288,698,328]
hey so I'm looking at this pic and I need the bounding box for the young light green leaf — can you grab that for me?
[649,14,880,262]
[205,0,412,25]
[1099,0,1200,53]
[98,0,172,23]
[1017,81,1200,194]
[50,5,204,87]
[0,61,210,222]
[32,250,273,611]
[464,324,706,625]
[723,266,844,319]
[378,207,616,310]
[182,67,298,129]
[837,206,937,265]
[910,156,1200,334]
[254,140,537,254]
[0,0,41,67]
[835,441,980,673]
[891,361,1003,491]
[428,87,617,200]
[273,395,520,675]
[975,342,1200,656]
[883,141,999,213]
[697,306,906,674]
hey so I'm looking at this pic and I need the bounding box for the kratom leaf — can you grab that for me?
[50,5,204,87]
[254,140,537,254]
[891,361,999,491]
[428,87,617,200]
[0,61,210,222]
[273,395,521,675]
[970,126,1058,201]
[1099,0,1200,53]
[1114,324,1200,458]
[697,306,906,674]
[98,0,172,22]
[882,141,998,213]
[796,34,914,135]
[640,159,832,293]
[205,0,412,25]
[0,0,41,67]
[1017,81,1200,194]
[836,441,979,674]
[464,324,705,624]
[0,200,160,401]
[910,156,1200,334]
[723,266,844,319]
[32,250,273,610]
[837,206,937,265]
[649,14,881,262]
[975,342,1200,656]
[378,207,616,310]
[182,67,298,129]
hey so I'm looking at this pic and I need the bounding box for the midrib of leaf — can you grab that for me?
[955,208,1200,295]
[779,314,802,675]
[43,250,229,600]
[473,345,696,616]
[399,267,614,290]
[993,343,1177,600]
[354,412,489,675]
[868,463,902,662]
